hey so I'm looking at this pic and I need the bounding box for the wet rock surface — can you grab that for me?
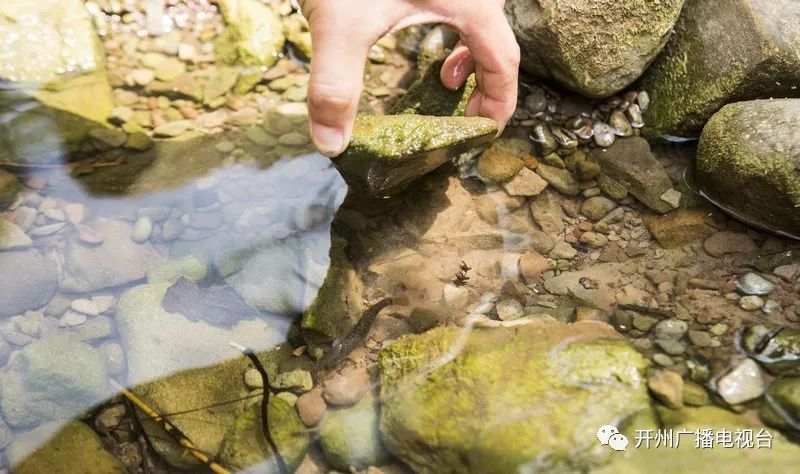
[640,0,800,138]
[378,321,650,472]
[696,99,800,237]
[505,0,685,98]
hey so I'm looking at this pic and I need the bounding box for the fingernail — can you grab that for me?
[311,123,345,157]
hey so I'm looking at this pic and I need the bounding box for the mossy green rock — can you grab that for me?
[0,335,110,428]
[0,0,114,164]
[760,377,800,433]
[132,351,287,469]
[319,390,390,471]
[505,0,684,98]
[215,0,285,67]
[0,169,20,210]
[476,139,526,183]
[696,99,800,237]
[11,421,125,474]
[301,232,364,348]
[218,398,309,473]
[390,59,476,117]
[378,321,651,473]
[639,0,800,138]
[597,406,800,472]
[335,114,497,197]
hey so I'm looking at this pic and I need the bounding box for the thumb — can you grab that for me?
[304,5,378,157]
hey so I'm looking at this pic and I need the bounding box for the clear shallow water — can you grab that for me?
[0,119,348,470]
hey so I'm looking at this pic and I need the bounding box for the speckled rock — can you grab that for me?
[696,99,800,237]
[0,249,59,318]
[505,0,684,97]
[379,321,651,473]
[215,0,285,67]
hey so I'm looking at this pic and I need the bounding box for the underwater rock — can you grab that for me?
[62,219,164,293]
[476,142,525,183]
[696,99,800,237]
[0,249,59,318]
[505,0,684,97]
[334,114,497,197]
[390,59,476,117]
[319,389,390,471]
[215,0,285,67]
[596,406,800,472]
[741,324,800,375]
[9,421,125,474]
[0,170,21,210]
[218,398,308,473]
[761,377,800,433]
[301,233,364,348]
[0,335,110,428]
[0,0,114,164]
[642,210,717,248]
[590,137,675,213]
[640,0,800,138]
[115,282,284,385]
[378,321,650,473]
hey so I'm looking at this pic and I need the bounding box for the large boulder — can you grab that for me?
[335,114,497,197]
[378,321,651,473]
[505,0,685,98]
[0,249,59,318]
[696,99,800,237]
[0,0,114,164]
[639,0,800,138]
[0,335,111,428]
[9,421,125,474]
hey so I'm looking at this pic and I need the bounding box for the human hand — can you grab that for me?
[298,0,520,157]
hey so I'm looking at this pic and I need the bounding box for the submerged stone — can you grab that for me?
[378,321,650,473]
[10,421,125,474]
[590,137,675,213]
[741,323,800,375]
[640,0,800,138]
[215,0,285,67]
[696,99,800,237]
[218,398,308,473]
[334,114,497,197]
[301,232,364,349]
[0,0,114,164]
[319,390,389,471]
[505,0,684,97]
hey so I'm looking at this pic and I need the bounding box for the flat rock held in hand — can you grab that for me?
[334,114,497,197]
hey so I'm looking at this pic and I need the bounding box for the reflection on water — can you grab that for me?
[0,118,346,471]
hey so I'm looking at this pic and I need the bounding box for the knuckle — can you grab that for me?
[309,83,354,114]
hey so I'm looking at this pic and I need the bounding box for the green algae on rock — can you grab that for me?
[335,114,497,197]
[696,100,800,237]
[301,232,365,350]
[741,323,800,375]
[215,0,285,67]
[639,0,800,138]
[378,321,650,473]
[319,389,390,471]
[10,421,125,474]
[505,0,684,98]
[390,59,476,117]
[218,398,309,473]
[0,0,114,164]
